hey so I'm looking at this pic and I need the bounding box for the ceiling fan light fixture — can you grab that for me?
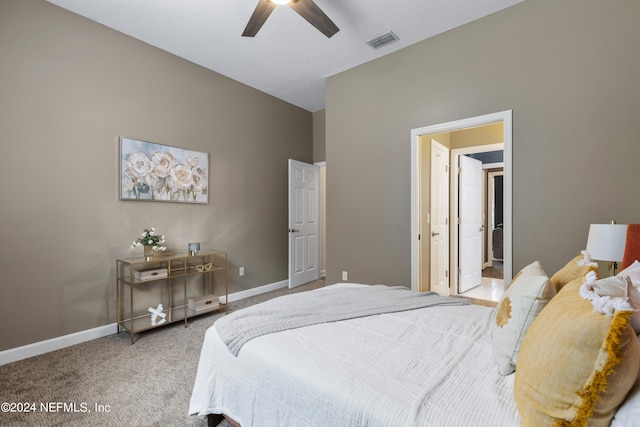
[244,0,339,38]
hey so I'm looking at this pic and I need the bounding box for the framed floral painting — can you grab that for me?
[119,137,208,204]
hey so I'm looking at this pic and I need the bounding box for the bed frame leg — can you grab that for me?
[208,414,224,427]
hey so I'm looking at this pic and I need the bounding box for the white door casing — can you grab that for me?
[288,159,319,288]
[429,140,449,295]
[410,110,513,293]
[458,155,483,293]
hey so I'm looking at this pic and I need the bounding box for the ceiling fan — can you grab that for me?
[242,0,339,38]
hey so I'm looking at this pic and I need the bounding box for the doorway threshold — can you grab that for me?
[457,276,504,306]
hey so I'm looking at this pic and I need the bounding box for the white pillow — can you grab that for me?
[491,261,555,375]
[618,260,640,288]
[584,273,640,335]
[610,335,640,427]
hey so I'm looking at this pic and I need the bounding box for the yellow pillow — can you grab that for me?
[549,252,599,291]
[514,277,639,427]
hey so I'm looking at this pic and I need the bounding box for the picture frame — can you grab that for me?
[119,137,208,204]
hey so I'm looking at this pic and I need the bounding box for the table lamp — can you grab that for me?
[586,221,628,276]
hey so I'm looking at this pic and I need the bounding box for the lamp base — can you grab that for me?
[609,261,618,277]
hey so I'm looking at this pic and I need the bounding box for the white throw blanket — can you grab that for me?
[189,287,521,426]
[215,284,469,356]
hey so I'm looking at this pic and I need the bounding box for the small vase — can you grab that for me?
[143,246,153,260]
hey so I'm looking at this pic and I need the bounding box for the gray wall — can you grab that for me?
[0,0,312,351]
[313,109,326,163]
[325,0,640,286]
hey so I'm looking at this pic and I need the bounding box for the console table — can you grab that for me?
[116,250,228,344]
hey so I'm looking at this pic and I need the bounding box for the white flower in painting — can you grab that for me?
[151,151,176,179]
[125,151,153,180]
[171,165,194,191]
[192,171,206,194]
[187,157,199,168]
[122,177,135,193]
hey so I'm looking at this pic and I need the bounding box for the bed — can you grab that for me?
[190,247,640,427]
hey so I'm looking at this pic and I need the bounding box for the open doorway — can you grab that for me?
[410,110,512,302]
[452,147,505,303]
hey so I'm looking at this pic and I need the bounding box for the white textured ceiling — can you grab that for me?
[46,0,524,112]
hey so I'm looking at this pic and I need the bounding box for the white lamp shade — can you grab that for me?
[586,224,628,262]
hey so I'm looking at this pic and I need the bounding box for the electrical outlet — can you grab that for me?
[239,266,245,276]
[342,271,348,281]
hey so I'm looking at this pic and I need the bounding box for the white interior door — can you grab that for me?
[429,140,449,295]
[288,159,319,288]
[458,155,483,293]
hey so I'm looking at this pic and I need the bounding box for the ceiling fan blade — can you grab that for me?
[290,0,339,38]
[242,0,277,37]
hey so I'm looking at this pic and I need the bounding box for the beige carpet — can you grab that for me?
[0,279,326,427]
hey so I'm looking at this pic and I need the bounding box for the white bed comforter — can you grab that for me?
[189,285,522,427]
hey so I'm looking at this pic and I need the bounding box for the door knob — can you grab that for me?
[289,228,300,233]
[431,232,439,237]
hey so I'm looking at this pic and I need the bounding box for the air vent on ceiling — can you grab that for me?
[367,31,399,49]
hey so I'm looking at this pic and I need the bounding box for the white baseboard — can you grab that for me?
[220,279,289,304]
[0,323,117,366]
[0,279,290,366]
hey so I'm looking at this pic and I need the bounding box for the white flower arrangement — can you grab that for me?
[131,227,167,251]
